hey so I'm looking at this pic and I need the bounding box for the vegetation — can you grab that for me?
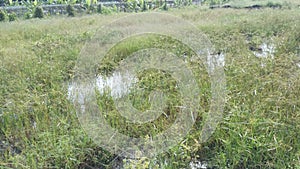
[224,0,300,8]
[66,4,75,17]
[33,6,44,18]
[0,2,300,169]
[24,11,32,19]
[0,9,7,21]
[8,12,16,21]
[141,0,147,11]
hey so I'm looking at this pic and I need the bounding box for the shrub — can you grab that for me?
[112,4,118,13]
[142,0,147,11]
[101,6,112,15]
[162,0,168,10]
[97,4,102,13]
[87,5,96,14]
[8,12,17,21]
[33,6,44,18]
[66,4,75,17]
[0,9,7,22]
[24,11,32,19]
[155,0,160,9]
[148,2,152,10]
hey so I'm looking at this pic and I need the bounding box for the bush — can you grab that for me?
[112,4,118,13]
[148,2,152,10]
[162,0,168,10]
[0,9,7,22]
[87,5,96,14]
[24,11,32,19]
[8,12,17,21]
[97,4,102,13]
[33,6,44,18]
[101,6,112,15]
[142,0,147,11]
[66,4,75,17]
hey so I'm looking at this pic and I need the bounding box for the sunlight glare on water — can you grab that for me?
[67,71,138,113]
[95,71,138,99]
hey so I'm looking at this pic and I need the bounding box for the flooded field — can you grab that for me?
[1,4,299,169]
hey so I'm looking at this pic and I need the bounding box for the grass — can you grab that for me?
[94,33,209,139]
[0,4,300,169]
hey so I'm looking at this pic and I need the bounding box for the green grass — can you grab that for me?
[94,33,209,139]
[1,5,300,169]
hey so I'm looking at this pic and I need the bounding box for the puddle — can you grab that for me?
[207,52,225,72]
[68,51,225,111]
[189,160,208,169]
[197,49,225,72]
[95,71,138,99]
[252,42,276,59]
[68,71,138,112]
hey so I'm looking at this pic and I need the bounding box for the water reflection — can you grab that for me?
[67,71,138,113]
[95,71,138,99]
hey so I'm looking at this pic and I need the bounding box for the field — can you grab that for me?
[0,3,300,169]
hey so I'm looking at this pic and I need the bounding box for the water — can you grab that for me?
[207,52,225,72]
[67,71,138,113]
[189,160,208,169]
[95,71,138,99]
[197,49,225,73]
[253,42,275,59]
